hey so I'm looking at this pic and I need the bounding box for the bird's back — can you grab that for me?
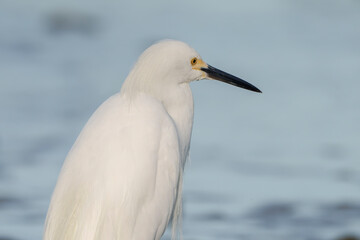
[43,93,182,240]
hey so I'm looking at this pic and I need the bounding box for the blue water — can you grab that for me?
[1,1,359,239]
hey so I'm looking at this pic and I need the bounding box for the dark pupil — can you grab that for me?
[193,59,196,64]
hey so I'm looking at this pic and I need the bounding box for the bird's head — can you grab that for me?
[121,40,261,97]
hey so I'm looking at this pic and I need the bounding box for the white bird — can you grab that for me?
[43,40,261,240]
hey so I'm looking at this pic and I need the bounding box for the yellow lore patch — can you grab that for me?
[191,58,207,70]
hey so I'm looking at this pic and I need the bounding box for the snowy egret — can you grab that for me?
[43,40,261,240]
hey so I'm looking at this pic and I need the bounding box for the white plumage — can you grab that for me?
[44,40,261,240]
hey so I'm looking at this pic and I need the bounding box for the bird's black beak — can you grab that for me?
[201,65,262,93]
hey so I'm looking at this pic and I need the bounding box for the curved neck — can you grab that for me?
[121,79,194,165]
[162,83,194,165]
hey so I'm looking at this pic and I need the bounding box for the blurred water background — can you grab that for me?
[1,0,360,239]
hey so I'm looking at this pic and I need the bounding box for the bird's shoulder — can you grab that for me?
[65,92,179,168]
[87,92,174,132]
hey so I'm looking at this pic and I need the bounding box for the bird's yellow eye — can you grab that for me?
[190,57,197,66]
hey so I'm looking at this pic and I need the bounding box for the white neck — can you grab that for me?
[162,83,194,165]
[121,69,194,165]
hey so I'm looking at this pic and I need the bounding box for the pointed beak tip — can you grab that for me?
[254,88,262,93]
[245,87,262,94]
